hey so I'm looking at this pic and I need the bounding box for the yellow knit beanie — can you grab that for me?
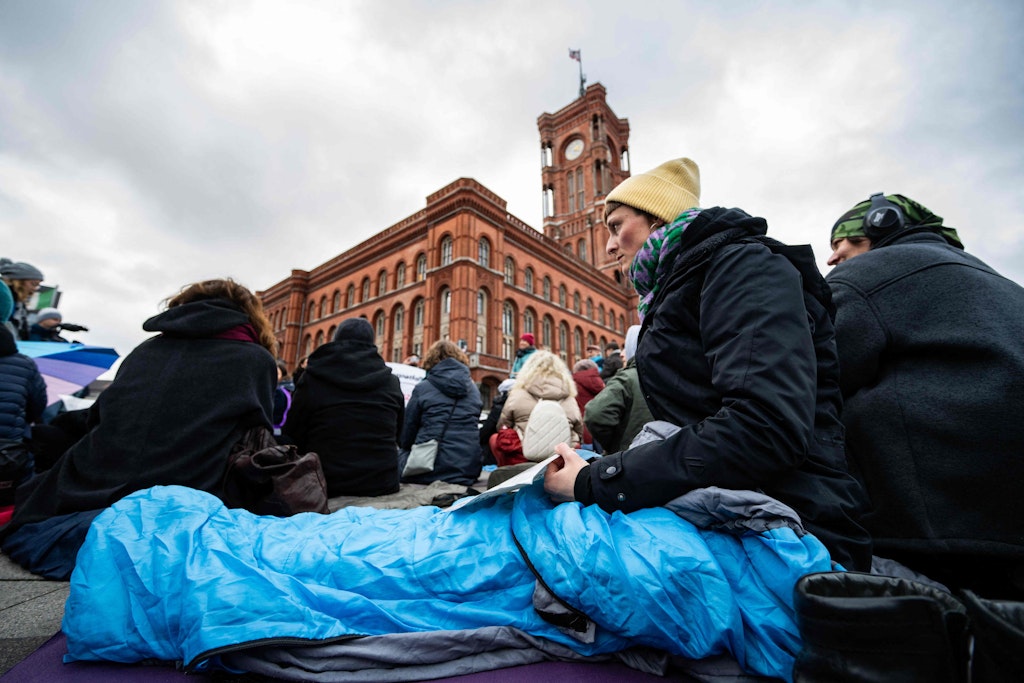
[605,157,701,224]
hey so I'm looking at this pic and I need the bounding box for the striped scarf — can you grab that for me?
[629,208,703,321]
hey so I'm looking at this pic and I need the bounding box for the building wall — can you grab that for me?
[259,178,637,405]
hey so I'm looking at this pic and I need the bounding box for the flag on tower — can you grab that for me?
[568,49,581,62]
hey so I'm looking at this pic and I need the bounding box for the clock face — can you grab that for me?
[565,138,585,161]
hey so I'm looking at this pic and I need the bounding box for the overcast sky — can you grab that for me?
[2,0,1022,361]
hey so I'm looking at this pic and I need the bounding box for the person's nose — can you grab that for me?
[827,248,844,266]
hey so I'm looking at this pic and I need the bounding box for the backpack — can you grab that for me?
[521,399,571,462]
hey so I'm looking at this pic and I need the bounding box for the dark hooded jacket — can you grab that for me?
[828,230,1024,576]
[283,339,404,497]
[576,207,872,572]
[0,325,47,444]
[1,299,275,536]
[400,357,483,486]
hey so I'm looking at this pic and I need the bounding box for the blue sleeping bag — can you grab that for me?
[63,482,832,680]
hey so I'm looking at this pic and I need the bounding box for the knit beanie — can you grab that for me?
[521,333,535,346]
[0,281,13,323]
[605,158,701,224]
[830,193,963,249]
[334,317,375,344]
[36,307,62,323]
[0,260,45,281]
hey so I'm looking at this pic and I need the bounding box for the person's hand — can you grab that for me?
[544,443,588,503]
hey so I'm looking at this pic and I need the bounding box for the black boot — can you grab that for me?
[793,571,970,683]
[961,591,1024,683]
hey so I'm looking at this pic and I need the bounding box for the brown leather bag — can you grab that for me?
[222,427,330,516]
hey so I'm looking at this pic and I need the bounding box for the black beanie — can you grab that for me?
[334,317,374,344]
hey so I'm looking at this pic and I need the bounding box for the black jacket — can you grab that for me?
[828,231,1024,566]
[283,339,404,497]
[579,207,872,571]
[400,357,483,486]
[2,299,275,536]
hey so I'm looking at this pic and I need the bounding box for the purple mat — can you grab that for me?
[1,632,675,682]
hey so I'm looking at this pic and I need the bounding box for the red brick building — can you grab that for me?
[258,84,637,405]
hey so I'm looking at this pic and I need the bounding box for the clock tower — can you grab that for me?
[538,83,631,283]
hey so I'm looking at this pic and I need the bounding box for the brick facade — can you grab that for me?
[258,84,637,405]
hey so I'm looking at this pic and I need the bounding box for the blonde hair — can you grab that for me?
[3,278,37,304]
[422,339,469,371]
[165,278,277,356]
[514,350,576,398]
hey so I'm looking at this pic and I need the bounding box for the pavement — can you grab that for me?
[0,548,67,676]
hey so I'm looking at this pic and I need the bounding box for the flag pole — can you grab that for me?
[569,48,586,98]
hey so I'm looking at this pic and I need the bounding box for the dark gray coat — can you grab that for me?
[400,357,483,486]
[828,231,1024,567]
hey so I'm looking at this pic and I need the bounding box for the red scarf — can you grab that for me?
[214,323,260,344]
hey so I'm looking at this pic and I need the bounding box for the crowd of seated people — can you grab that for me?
[1,167,1022,681]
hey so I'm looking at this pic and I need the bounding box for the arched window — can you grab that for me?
[327,325,337,341]
[378,270,387,296]
[586,298,594,320]
[393,304,405,363]
[599,304,606,326]
[319,296,327,318]
[619,314,626,332]
[347,284,355,308]
[542,316,553,349]
[439,288,452,340]
[476,289,488,354]
[332,290,341,312]
[478,237,491,268]
[441,235,453,266]
[576,168,584,210]
[307,302,316,323]
[524,267,534,294]
[302,334,313,357]
[396,262,406,288]
[414,299,425,328]
[502,301,516,362]
[558,285,567,308]
[573,291,581,313]
[504,257,515,285]
[543,277,551,301]
[416,253,427,281]
[558,322,568,361]
[523,309,535,336]
[314,330,325,348]
[374,312,385,350]
[361,277,371,302]
[574,327,583,357]
[394,304,405,333]
[578,239,587,262]
[567,171,576,213]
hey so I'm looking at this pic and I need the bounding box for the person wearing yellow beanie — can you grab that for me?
[546,156,872,575]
